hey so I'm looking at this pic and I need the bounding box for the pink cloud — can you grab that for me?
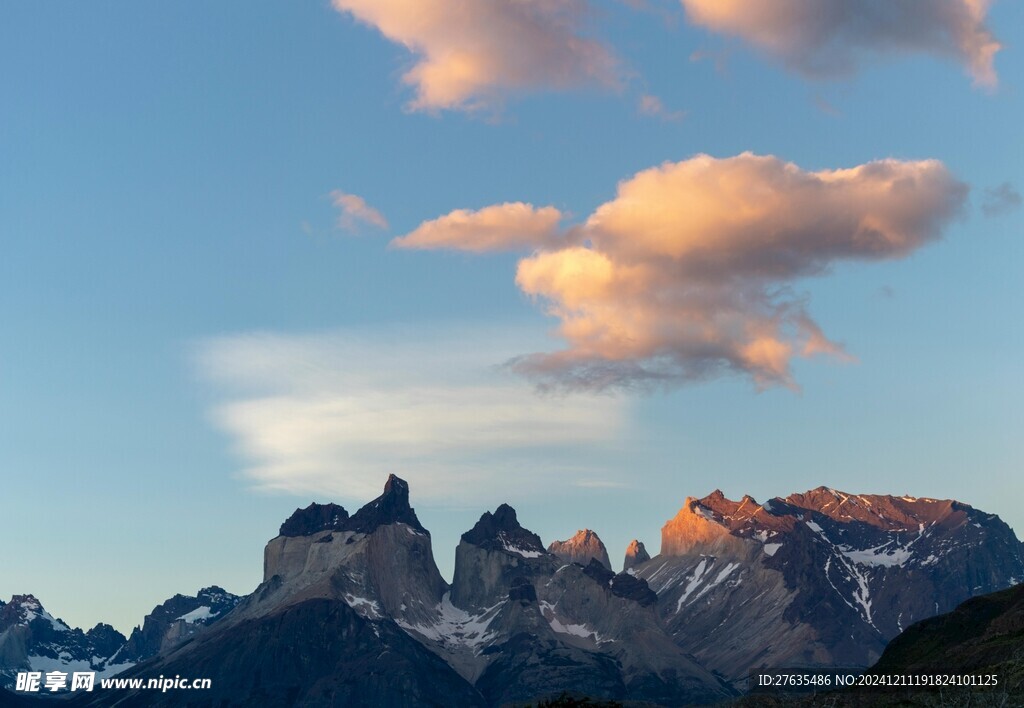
[680,0,1001,87]
[391,202,565,252]
[331,190,389,232]
[399,154,967,390]
[332,0,619,112]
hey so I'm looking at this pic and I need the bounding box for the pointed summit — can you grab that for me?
[623,539,650,570]
[0,594,65,632]
[548,529,611,569]
[461,503,545,555]
[348,474,426,534]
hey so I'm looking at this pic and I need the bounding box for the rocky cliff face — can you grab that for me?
[400,503,731,705]
[548,529,611,570]
[631,487,1024,687]
[254,473,446,630]
[449,503,548,612]
[91,475,477,707]
[86,479,732,706]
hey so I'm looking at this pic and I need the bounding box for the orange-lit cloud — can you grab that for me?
[680,0,1001,87]
[331,190,389,232]
[398,154,967,390]
[392,202,565,252]
[331,0,619,112]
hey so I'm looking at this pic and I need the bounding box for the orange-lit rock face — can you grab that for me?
[548,529,612,569]
[784,487,967,532]
[623,539,650,571]
[659,490,802,558]
[660,497,750,558]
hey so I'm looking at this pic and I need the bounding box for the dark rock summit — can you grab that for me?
[278,475,426,539]
[279,502,349,537]
[346,473,427,534]
[461,503,545,554]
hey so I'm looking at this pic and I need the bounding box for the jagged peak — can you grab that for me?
[552,528,604,546]
[7,593,42,608]
[197,585,231,597]
[784,487,963,531]
[624,539,650,570]
[85,622,127,646]
[276,476,427,538]
[660,487,983,554]
[347,474,426,534]
[0,594,69,633]
[462,503,545,554]
[383,473,409,496]
[548,529,611,569]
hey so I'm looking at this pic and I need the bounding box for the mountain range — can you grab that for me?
[3,475,1022,706]
[0,587,240,692]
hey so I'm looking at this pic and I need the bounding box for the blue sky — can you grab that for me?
[2,1,1022,634]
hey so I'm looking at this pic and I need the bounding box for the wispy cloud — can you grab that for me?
[330,190,389,233]
[331,0,619,113]
[982,182,1021,217]
[679,0,1001,87]
[396,153,967,391]
[637,94,686,122]
[195,327,628,502]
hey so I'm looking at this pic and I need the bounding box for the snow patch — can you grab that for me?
[177,606,216,624]
[841,544,913,568]
[397,593,503,651]
[344,594,382,618]
[27,654,133,679]
[694,505,715,521]
[675,559,710,612]
[539,601,605,643]
[498,532,544,558]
